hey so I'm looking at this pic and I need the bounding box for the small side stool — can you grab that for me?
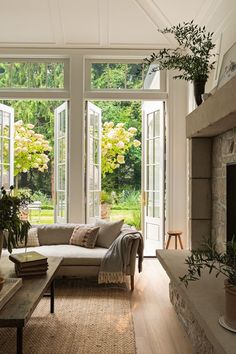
[166,230,183,249]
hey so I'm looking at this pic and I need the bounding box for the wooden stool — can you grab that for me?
[166,231,183,249]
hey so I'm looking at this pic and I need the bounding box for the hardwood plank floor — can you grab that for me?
[130,258,194,354]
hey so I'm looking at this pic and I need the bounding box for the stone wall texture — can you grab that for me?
[169,281,215,354]
[212,128,236,251]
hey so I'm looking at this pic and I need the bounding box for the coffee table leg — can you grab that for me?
[50,280,55,314]
[17,327,23,354]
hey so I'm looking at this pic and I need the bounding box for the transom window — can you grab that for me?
[0,60,66,89]
[86,59,165,91]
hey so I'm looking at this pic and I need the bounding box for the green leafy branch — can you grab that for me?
[180,238,236,287]
[144,21,216,81]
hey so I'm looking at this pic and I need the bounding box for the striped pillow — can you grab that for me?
[69,226,100,249]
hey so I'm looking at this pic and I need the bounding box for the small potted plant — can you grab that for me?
[0,186,31,256]
[144,21,216,105]
[180,238,236,330]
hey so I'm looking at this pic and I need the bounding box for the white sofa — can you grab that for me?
[3,224,141,290]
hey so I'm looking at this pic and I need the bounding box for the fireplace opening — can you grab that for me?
[226,163,236,243]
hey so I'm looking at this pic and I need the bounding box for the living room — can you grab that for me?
[0,1,236,353]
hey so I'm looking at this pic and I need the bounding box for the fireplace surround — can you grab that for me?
[187,76,236,250]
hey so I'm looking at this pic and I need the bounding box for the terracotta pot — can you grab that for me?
[101,203,111,220]
[224,279,236,330]
[193,80,206,106]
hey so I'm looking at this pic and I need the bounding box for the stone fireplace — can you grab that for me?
[187,76,236,250]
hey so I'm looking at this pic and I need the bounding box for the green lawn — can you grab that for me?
[29,208,139,227]
[29,209,54,224]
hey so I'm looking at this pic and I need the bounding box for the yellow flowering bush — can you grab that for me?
[13,120,52,176]
[102,121,141,176]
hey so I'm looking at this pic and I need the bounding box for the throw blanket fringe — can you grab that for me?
[98,229,143,285]
[98,271,125,284]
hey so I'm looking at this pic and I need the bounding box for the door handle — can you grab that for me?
[142,191,147,206]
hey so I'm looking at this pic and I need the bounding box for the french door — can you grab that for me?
[54,102,68,223]
[142,101,165,252]
[86,102,102,223]
[0,103,14,189]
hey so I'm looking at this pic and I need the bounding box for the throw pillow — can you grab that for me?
[69,226,100,248]
[95,219,124,248]
[16,228,40,248]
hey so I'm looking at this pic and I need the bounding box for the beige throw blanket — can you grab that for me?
[98,229,143,284]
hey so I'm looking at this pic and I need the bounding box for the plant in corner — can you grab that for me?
[0,186,31,255]
[144,21,216,106]
[180,238,236,330]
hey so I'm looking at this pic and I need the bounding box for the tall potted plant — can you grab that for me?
[145,21,216,105]
[180,238,236,330]
[0,186,31,256]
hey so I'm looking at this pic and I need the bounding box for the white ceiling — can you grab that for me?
[0,0,232,48]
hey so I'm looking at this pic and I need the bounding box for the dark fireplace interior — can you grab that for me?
[226,163,236,242]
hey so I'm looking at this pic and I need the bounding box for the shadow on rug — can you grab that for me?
[0,279,136,354]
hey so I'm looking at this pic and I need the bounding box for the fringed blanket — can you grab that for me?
[98,229,143,284]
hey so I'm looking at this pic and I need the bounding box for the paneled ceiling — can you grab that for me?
[0,0,232,48]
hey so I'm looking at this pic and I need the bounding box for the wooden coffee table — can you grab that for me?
[0,256,62,354]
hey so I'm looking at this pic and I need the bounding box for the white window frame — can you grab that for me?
[0,58,69,99]
[85,58,166,93]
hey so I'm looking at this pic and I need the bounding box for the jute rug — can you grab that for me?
[0,280,136,354]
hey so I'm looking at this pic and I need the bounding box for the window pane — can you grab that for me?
[3,164,10,189]
[90,62,161,90]
[154,110,160,137]
[143,64,160,90]
[0,63,11,87]
[11,63,29,88]
[0,61,65,89]
[126,64,142,89]
[108,64,126,89]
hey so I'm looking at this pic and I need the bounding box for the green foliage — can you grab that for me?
[31,191,53,207]
[125,209,141,230]
[112,190,141,210]
[0,186,31,253]
[93,100,142,191]
[145,21,216,81]
[180,238,236,287]
[14,120,51,176]
[102,121,141,176]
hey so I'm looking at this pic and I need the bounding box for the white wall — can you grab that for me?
[204,0,236,92]
[166,73,188,247]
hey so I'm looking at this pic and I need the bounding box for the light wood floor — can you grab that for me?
[130,258,194,354]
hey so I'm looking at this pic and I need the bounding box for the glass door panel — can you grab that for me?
[54,102,68,223]
[0,103,14,189]
[86,102,102,223]
[142,101,164,254]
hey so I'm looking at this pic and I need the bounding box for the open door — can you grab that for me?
[0,103,14,189]
[142,101,165,253]
[86,102,102,223]
[54,102,68,223]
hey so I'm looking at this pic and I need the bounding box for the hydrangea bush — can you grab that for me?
[102,122,141,176]
[13,120,52,176]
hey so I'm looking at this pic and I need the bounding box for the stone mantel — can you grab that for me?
[186,76,236,138]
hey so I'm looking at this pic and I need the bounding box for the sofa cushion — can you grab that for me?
[70,226,100,248]
[16,228,40,248]
[95,219,124,248]
[36,224,79,245]
[3,245,107,266]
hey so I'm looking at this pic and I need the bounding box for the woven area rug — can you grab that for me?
[0,280,136,354]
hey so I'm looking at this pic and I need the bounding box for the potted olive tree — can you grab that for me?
[180,238,236,331]
[0,186,31,256]
[145,21,216,105]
